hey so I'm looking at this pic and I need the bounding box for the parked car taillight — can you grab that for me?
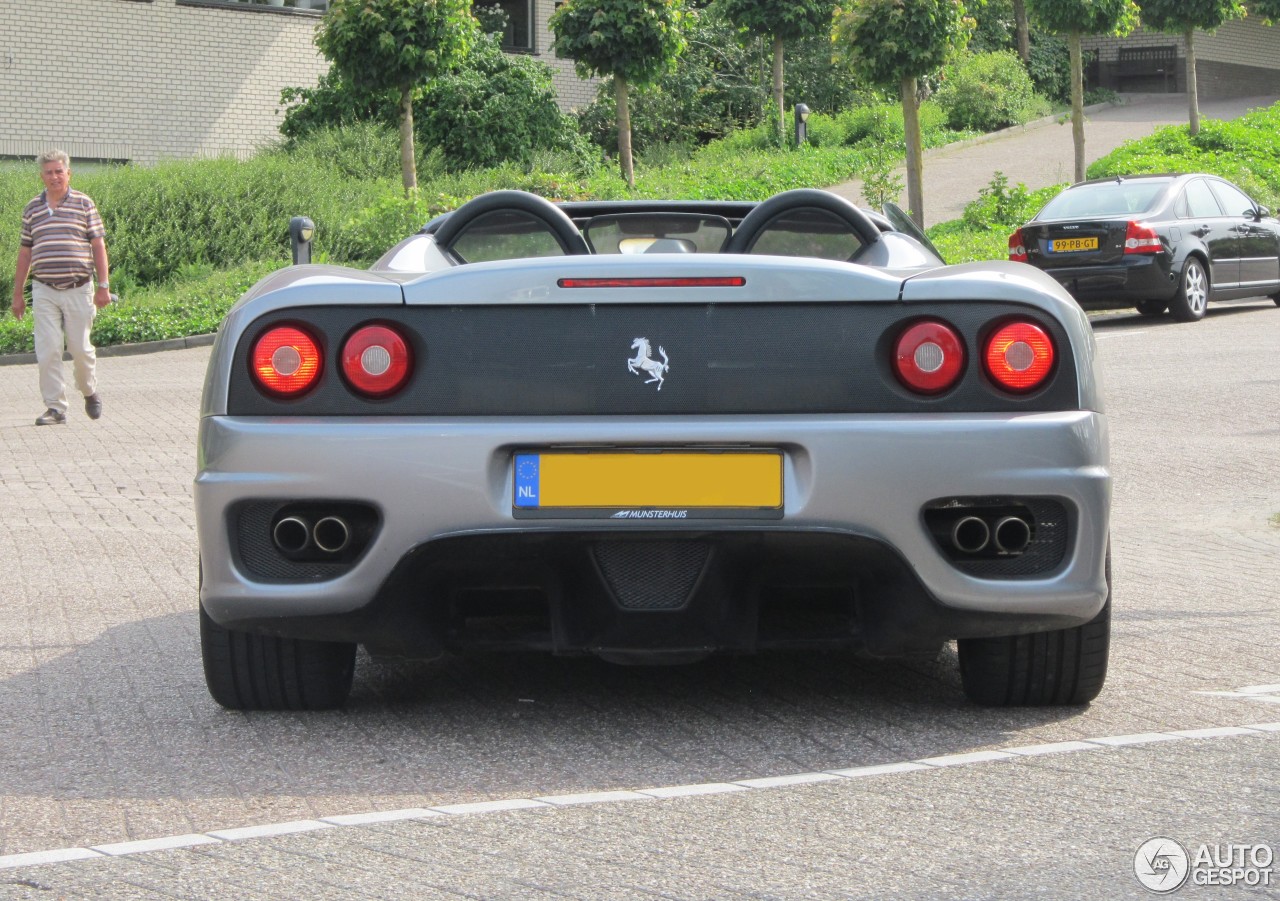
[1008,229,1028,262]
[251,325,322,397]
[341,324,412,397]
[893,319,966,395]
[984,321,1055,393]
[1124,221,1162,254]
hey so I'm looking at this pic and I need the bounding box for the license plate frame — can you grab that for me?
[512,449,784,519]
[1049,236,1098,253]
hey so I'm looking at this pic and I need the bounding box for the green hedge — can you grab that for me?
[1088,103,1280,208]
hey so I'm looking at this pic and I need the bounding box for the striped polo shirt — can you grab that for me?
[20,188,105,289]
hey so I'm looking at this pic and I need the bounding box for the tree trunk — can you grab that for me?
[1013,0,1030,64]
[398,86,417,195]
[616,75,635,189]
[1069,31,1085,183]
[901,75,924,228]
[1186,28,1200,136]
[772,35,785,145]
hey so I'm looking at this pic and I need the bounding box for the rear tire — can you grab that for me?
[958,552,1111,707]
[1135,299,1167,317]
[1169,257,1209,322]
[200,605,356,710]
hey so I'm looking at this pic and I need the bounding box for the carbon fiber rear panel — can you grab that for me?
[226,302,1081,416]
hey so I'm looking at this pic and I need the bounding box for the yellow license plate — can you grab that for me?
[1050,237,1098,252]
[513,451,783,518]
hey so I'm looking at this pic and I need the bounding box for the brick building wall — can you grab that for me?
[1083,17,1280,98]
[0,0,331,163]
[0,0,597,165]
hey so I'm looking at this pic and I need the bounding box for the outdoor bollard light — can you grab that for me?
[290,216,315,265]
[794,103,810,147]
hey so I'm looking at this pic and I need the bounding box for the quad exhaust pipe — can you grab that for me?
[950,516,991,554]
[992,515,1033,554]
[948,513,1033,556]
[272,516,311,554]
[272,514,352,556]
[313,516,351,554]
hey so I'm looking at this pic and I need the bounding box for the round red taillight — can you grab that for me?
[341,324,412,397]
[251,325,322,397]
[984,321,1055,393]
[893,320,966,395]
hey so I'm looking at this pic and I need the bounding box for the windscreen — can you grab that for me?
[583,213,733,254]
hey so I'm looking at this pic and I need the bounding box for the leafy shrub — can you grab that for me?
[1027,34,1072,103]
[935,51,1051,132]
[282,120,403,182]
[280,69,392,142]
[282,35,594,174]
[415,36,597,173]
[962,172,1063,229]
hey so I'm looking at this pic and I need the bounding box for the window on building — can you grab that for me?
[494,0,533,52]
[181,0,330,12]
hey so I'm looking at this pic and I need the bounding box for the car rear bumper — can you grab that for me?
[195,413,1111,657]
[1037,254,1176,305]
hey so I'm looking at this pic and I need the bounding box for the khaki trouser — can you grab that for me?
[32,280,98,414]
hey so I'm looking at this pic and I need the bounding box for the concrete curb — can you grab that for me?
[0,332,216,367]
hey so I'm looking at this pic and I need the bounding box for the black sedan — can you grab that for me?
[1009,173,1280,321]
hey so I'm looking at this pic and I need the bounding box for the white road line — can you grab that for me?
[3,717,1278,873]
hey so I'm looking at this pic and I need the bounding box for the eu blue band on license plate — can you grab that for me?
[513,450,784,519]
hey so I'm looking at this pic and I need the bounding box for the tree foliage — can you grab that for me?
[551,0,688,187]
[714,0,838,140]
[832,0,971,225]
[1253,0,1280,23]
[1138,0,1245,134]
[1026,0,1137,181]
[316,0,478,193]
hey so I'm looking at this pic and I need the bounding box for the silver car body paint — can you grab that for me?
[196,250,1110,631]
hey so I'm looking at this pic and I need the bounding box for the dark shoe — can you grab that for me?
[35,408,66,426]
[85,394,102,420]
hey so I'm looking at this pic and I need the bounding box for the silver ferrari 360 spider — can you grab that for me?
[195,188,1111,710]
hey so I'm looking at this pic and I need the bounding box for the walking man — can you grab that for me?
[11,150,110,425]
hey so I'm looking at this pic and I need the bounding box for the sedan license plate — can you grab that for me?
[1049,237,1098,253]
[513,450,783,519]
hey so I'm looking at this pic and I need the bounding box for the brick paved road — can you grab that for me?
[1,299,1278,896]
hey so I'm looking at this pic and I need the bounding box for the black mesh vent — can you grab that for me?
[227,302,1081,417]
[593,541,710,610]
[234,502,359,583]
[925,498,1070,578]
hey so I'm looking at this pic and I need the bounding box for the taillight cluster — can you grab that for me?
[893,318,1056,396]
[1007,228,1028,263]
[1124,220,1162,254]
[250,323,414,399]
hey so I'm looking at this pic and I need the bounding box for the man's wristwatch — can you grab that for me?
[98,282,109,289]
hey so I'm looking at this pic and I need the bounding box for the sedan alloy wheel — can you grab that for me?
[1170,257,1209,322]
